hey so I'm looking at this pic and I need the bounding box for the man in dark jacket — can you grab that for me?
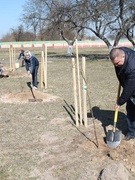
[109,47,135,141]
[24,50,39,89]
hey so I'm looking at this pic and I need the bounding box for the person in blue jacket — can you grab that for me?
[17,49,25,67]
[24,50,39,89]
[109,47,135,141]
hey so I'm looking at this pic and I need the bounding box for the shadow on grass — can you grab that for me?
[63,100,127,147]
[88,106,127,136]
[0,74,9,78]
[63,100,99,148]
[63,100,76,125]
[63,100,127,136]
[45,52,109,60]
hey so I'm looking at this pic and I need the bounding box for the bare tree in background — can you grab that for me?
[124,1,135,49]
[11,25,35,41]
[60,0,135,49]
[66,0,135,49]
[6,0,134,50]
[11,25,24,41]
[42,0,85,54]
[21,0,48,40]
[108,0,135,49]
[21,0,84,53]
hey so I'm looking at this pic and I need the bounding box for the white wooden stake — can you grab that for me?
[82,57,87,127]
[9,47,11,69]
[40,51,44,88]
[12,48,15,71]
[72,58,79,126]
[11,46,13,70]
[44,45,47,89]
[75,39,82,125]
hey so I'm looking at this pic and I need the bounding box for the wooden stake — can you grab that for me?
[75,39,82,125]
[11,45,13,70]
[82,57,87,127]
[9,46,12,69]
[40,51,44,88]
[40,45,48,89]
[44,45,47,89]
[72,58,79,126]
[12,48,15,71]
[14,48,16,60]
[9,45,15,70]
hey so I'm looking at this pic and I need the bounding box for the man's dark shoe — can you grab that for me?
[124,134,135,141]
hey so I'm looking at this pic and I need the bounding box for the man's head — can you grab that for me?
[109,48,125,67]
[24,50,31,59]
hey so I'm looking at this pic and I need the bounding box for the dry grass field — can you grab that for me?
[0,46,135,179]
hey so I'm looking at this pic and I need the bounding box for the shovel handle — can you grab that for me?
[113,108,118,132]
[113,83,121,132]
[115,83,121,123]
[114,108,118,123]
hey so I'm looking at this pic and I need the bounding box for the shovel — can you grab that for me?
[27,82,43,102]
[106,83,122,148]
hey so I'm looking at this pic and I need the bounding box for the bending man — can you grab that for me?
[109,47,135,141]
[24,50,39,89]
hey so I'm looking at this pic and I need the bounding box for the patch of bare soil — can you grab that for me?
[0,91,59,104]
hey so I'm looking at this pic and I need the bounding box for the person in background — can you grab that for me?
[24,50,39,89]
[17,49,25,67]
[0,62,9,77]
[0,62,4,75]
[109,47,135,141]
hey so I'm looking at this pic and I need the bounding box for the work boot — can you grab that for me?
[124,134,135,141]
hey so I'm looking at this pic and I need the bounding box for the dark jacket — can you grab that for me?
[115,47,135,105]
[18,50,25,60]
[24,55,39,74]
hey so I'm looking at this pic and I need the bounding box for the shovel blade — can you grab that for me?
[106,130,122,148]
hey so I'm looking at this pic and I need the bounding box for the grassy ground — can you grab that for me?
[0,47,135,180]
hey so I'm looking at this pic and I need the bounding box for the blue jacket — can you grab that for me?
[115,47,135,105]
[24,55,39,74]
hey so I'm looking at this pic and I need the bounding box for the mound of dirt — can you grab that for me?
[0,91,59,104]
[99,162,134,180]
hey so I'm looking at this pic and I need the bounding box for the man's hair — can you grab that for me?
[109,48,124,60]
[24,50,31,57]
